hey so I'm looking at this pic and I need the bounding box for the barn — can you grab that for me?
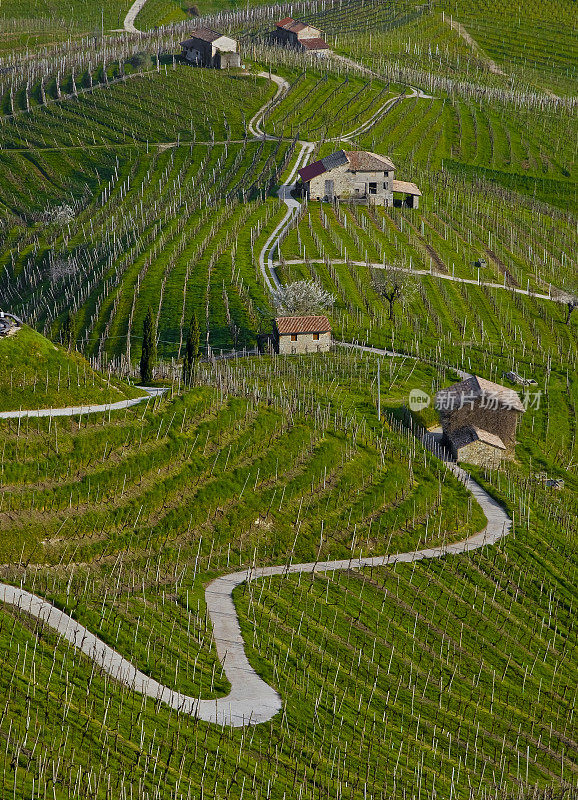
[275,315,331,355]
[272,18,330,53]
[435,375,525,465]
[299,150,416,206]
[180,29,241,69]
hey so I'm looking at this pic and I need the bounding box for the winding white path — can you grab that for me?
[0,387,166,420]
[0,461,510,727]
[123,0,148,32]
[0,73,512,730]
[257,78,433,294]
[278,259,561,302]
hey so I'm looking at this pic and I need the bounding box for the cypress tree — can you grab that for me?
[61,313,74,351]
[183,311,200,384]
[140,306,156,384]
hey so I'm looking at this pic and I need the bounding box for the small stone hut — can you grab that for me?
[448,426,507,469]
[180,28,241,69]
[392,179,422,209]
[275,315,331,354]
[299,150,421,207]
[272,18,330,53]
[435,375,525,465]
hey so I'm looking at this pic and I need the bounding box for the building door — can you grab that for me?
[324,179,334,201]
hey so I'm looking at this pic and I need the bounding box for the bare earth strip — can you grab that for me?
[443,14,506,76]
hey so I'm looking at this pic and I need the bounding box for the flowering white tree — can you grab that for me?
[273,280,334,316]
[43,204,75,225]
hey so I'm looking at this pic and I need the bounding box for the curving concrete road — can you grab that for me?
[0,72,512,730]
[123,0,148,32]
[0,387,165,420]
[256,78,431,294]
[248,72,291,139]
[0,461,509,727]
[278,259,560,303]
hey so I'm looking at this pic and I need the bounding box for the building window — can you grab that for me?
[313,333,319,340]
[291,334,297,341]
[383,182,388,189]
[369,182,378,195]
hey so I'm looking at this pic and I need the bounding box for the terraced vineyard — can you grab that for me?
[0,0,576,797]
[0,353,576,798]
[0,67,287,360]
[444,0,577,95]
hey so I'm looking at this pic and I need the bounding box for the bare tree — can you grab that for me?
[273,280,335,316]
[49,253,79,282]
[371,264,416,321]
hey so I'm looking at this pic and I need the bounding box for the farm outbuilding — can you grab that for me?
[447,426,506,469]
[180,29,241,69]
[298,150,421,207]
[435,375,525,465]
[0,311,22,337]
[393,179,422,209]
[272,18,330,53]
[275,315,331,354]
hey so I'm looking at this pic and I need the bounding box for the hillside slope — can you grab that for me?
[0,325,145,411]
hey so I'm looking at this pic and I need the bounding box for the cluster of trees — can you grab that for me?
[139,308,200,386]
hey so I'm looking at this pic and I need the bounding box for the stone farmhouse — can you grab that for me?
[298,150,421,207]
[180,29,241,69]
[272,18,330,54]
[275,315,331,354]
[435,375,525,467]
[0,311,22,337]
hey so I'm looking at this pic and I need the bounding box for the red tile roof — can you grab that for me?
[298,150,395,183]
[298,160,327,183]
[300,37,330,50]
[276,18,307,32]
[275,315,331,335]
[299,150,349,183]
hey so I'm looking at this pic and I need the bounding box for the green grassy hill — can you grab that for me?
[0,0,575,797]
[0,325,144,411]
[0,353,575,799]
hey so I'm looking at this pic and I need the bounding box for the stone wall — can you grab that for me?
[218,51,241,69]
[307,164,394,205]
[278,331,331,354]
[183,36,237,67]
[454,440,504,469]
